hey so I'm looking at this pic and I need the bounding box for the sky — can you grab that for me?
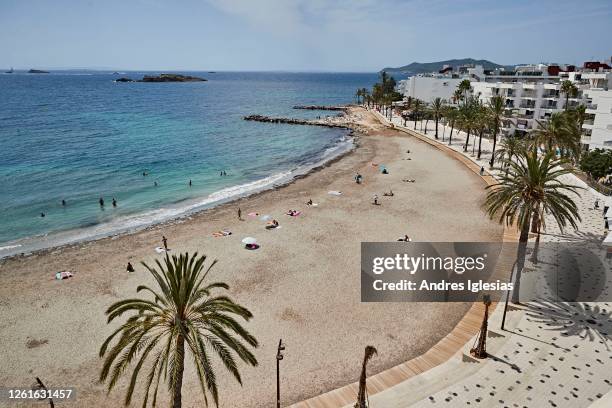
[0,0,611,72]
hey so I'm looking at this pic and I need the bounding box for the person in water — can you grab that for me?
[99,197,104,207]
[40,212,45,217]
[154,181,158,187]
[112,198,117,207]
[189,179,192,187]
[61,199,66,206]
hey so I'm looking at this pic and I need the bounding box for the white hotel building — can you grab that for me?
[583,89,612,150]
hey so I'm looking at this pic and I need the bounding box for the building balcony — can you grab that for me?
[583,118,595,126]
[522,83,537,90]
[581,135,591,143]
[541,105,558,110]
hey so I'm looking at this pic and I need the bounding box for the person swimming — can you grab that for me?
[99,197,104,207]
[112,198,117,207]
[61,199,66,206]
[40,212,45,217]
[189,179,192,187]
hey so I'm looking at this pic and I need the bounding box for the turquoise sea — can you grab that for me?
[0,71,376,256]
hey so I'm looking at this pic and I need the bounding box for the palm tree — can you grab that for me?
[99,253,258,408]
[453,89,463,105]
[485,151,581,303]
[412,99,423,130]
[488,96,505,167]
[446,106,458,145]
[532,112,576,155]
[423,109,432,134]
[355,89,362,104]
[475,103,489,158]
[431,97,445,140]
[354,346,378,408]
[457,79,472,102]
[460,97,478,152]
[560,80,578,110]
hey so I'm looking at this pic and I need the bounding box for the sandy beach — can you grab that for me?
[0,107,503,407]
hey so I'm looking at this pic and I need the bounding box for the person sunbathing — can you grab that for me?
[306,199,313,205]
[383,190,394,197]
[266,219,279,229]
[402,178,416,183]
[397,235,411,242]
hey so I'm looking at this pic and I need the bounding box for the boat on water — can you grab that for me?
[5,67,14,74]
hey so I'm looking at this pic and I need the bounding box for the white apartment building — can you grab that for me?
[583,89,612,150]
[398,65,485,103]
[397,74,463,103]
[471,64,590,137]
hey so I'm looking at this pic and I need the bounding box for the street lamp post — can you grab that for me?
[276,339,285,408]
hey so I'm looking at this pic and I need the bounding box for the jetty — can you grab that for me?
[243,115,349,129]
[292,105,347,111]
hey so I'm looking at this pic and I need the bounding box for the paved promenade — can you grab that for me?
[295,108,612,408]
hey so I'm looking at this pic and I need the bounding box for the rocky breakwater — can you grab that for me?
[114,74,207,83]
[243,115,349,129]
[293,105,347,111]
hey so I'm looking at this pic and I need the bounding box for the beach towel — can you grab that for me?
[247,212,259,217]
[55,271,73,280]
[154,247,168,253]
[212,230,232,237]
[328,191,342,196]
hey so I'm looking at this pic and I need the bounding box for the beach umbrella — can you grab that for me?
[242,237,257,245]
[260,214,272,221]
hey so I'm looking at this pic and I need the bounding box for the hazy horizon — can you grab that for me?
[1,0,611,71]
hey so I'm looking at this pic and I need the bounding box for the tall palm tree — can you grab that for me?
[446,106,458,145]
[99,253,258,408]
[412,99,423,130]
[475,103,489,158]
[560,80,578,111]
[457,79,472,102]
[431,97,445,140]
[485,151,581,303]
[354,346,378,408]
[355,89,362,104]
[423,109,432,134]
[532,112,576,155]
[453,89,463,105]
[460,97,478,152]
[488,96,505,167]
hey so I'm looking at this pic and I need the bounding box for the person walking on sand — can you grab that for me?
[373,194,379,205]
[162,236,168,251]
[99,197,104,207]
[238,207,242,220]
[480,166,485,176]
[126,262,135,272]
[594,199,599,210]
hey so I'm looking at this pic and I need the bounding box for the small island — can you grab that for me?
[139,74,206,82]
[28,69,50,74]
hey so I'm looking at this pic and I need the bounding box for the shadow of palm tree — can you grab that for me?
[525,300,612,349]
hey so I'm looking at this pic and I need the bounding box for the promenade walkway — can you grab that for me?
[293,108,611,408]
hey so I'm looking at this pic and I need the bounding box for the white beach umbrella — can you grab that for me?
[242,237,257,245]
[260,215,272,221]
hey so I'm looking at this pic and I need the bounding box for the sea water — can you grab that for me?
[0,71,376,256]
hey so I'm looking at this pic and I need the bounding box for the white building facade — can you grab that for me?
[583,89,612,150]
[398,75,463,103]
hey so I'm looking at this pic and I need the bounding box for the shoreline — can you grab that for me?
[0,123,359,261]
[0,108,503,407]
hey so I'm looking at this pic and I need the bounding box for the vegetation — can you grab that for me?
[560,80,578,110]
[580,148,612,181]
[431,97,445,140]
[354,346,378,408]
[100,253,258,408]
[485,150,581,302]
[488,96,505,167]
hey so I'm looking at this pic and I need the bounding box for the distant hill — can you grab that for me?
[381,58,514,77]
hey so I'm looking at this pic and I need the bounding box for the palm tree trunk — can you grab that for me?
[464,130,470,152]
[477,129,484,158]
[414,116,417,130]
[512,216,531,304]
[435,117,439,139]
[449,123,454,145]
[172,334,186,408]
[489,125,498,168]
[424,119,429,134]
